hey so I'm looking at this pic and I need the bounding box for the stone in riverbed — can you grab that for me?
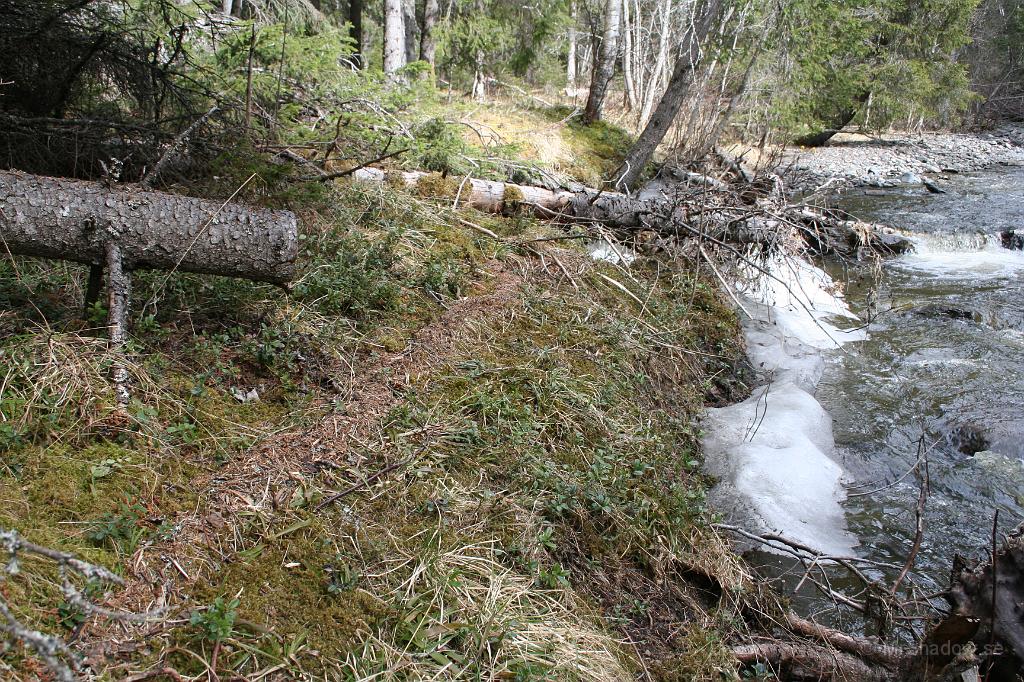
[947,424,991,456]
[1001,230,1024,250]
[875,231,914,255]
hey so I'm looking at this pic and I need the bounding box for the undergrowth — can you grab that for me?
[1,115,752,681]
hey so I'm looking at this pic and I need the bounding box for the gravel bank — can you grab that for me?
[784,125,1024,193]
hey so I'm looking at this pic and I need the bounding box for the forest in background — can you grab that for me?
[2,0,1024,680]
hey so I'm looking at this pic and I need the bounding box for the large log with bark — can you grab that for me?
[0,170,299,284]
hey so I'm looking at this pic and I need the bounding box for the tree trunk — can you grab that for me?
[583,0,622,124]
[566,1,578,95]
[0,171,298,284]
[420,0,439,66]
[614,0,723,191]
[621,0,638,111]
[383,0,406,75]
[349,0,364,68]
[792,93,870,147]
[221,0,233,15]
[348,167,908,256]
[638,0,672,126]
[403,0,417,65]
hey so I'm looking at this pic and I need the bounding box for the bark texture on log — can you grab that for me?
[905,523,1024,680]
[734,642,891,681]
[0,171,298,284]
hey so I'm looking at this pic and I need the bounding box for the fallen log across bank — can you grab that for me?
[349,167,913,258]
[0,170,299,284]
[0,170,299,401]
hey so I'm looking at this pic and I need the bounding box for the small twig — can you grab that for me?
[316,444,428,511]
[139,106,219,188]
[891,435,929,594]
[985,509,1000,682]
[295,147,410,182]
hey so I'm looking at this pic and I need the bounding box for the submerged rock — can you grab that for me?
[1002,230,1024,251]
[947,423,991,456]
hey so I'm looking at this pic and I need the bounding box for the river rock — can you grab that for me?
[1001,230,1024,251]
[875,231,914,255]
[911,304,976,321]
[947,424,991,456]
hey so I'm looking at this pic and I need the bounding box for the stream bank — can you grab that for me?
[783,125,1024,192]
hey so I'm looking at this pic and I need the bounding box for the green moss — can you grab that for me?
[189,521,391,663]
[415,172,459,199]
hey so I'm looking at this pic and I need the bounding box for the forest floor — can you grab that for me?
[0,94,779,681]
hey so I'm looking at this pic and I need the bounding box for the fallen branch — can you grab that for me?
[734,641,892,681]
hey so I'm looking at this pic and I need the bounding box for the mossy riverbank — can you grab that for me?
[0,103,766,680]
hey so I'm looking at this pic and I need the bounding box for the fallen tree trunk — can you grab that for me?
[350,167,912,257]
[904,522,1024,680]
[733,641,892,681]
[0,170,299,284]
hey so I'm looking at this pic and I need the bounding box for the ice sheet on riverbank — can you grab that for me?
[702,256,861,557]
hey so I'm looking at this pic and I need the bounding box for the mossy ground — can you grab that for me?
[0,98,756,680]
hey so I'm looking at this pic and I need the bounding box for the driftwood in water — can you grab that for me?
[0,170,299,284]
[734,641,892,681]
[905,522,1024,680]
[350,167,912,258]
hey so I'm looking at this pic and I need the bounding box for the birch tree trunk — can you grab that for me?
[621,0,638,111]
[383,0,407,75]
[349,0,364,68]
[583,0,623,124]
[403,0,418,64]
[566,1,578,95]
[614,0,723,190]
[0,171,299,284]
[420,0,439,66]
[638,0,673,126]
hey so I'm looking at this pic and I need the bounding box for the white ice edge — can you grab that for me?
[702,255,861,557]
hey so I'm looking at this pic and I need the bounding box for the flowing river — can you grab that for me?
[710,165,1024,626]
[826,166,1024,593]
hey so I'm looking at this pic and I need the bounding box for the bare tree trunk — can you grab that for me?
[349,0,364,68]
[403,0,417,64]
[221,0,233,15]
[638,0,672,126]
[0,171,299,284]
[383,0,407,75]
[614,0,723,190]
[420,0,439,66]
[566,1,578,95]
[792,94,869,147]
[583,0,622,124]
[621,0,638,111]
